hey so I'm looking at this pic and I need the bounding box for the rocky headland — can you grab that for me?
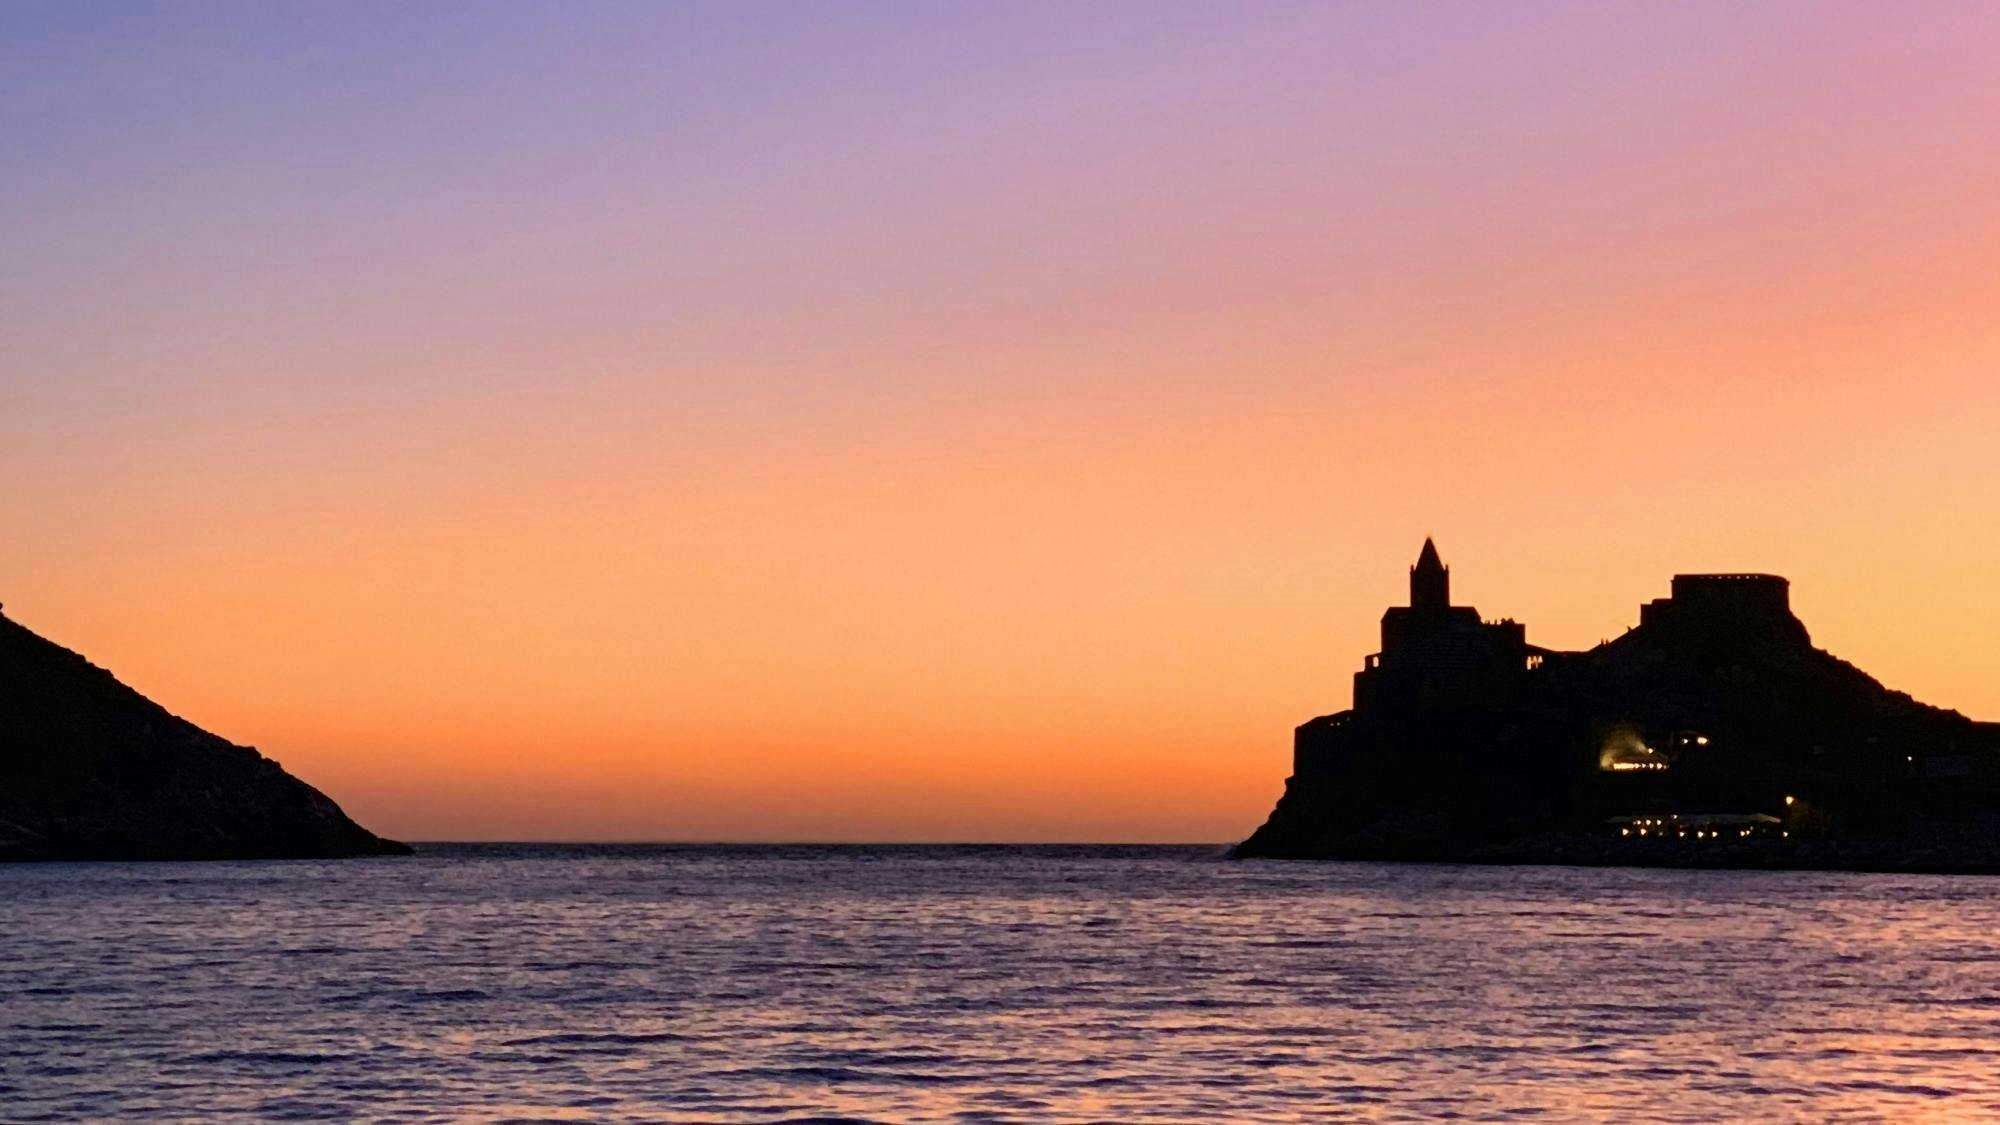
[1237,543,2000,873]
[0,607,407,862]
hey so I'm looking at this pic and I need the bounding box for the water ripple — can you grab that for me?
[6,845,2000,1121]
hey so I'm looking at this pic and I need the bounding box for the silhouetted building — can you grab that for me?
[1353,538,1533,713]
[1639,573,1806,642]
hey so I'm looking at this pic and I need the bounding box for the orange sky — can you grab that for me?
[5,4,1999,840]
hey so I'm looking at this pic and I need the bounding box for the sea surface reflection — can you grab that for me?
[4,845,1999,1121]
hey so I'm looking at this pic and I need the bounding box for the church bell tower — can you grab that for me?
[1411,537,1449,613]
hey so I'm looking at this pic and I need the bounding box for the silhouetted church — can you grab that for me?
[1354,538,1535,712]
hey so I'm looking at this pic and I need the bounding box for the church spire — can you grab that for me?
[1416,537,1442,572]
[1411,537,1449,611]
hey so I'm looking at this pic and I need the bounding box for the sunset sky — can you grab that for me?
[5,2,1999,842]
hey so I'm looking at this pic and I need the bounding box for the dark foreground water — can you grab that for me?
[5,846,2000,1122]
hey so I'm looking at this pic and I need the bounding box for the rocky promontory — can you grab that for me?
[0,607,407,861]
[1237,543,2000,870]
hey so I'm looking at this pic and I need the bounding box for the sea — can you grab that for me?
[4,844,1999,1123]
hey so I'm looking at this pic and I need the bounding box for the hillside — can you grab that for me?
[0,609,407,861]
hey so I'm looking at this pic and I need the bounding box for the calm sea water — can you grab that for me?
[4,845,2000,1122]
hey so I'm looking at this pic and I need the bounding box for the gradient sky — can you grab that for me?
[5,2,1999,842]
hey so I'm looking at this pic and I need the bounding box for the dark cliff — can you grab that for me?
[1237,546,2000,870]
[0,609,408,861]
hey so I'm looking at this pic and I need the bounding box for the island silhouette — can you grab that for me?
[1237,541,2000,871]
[0,606,405,861]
